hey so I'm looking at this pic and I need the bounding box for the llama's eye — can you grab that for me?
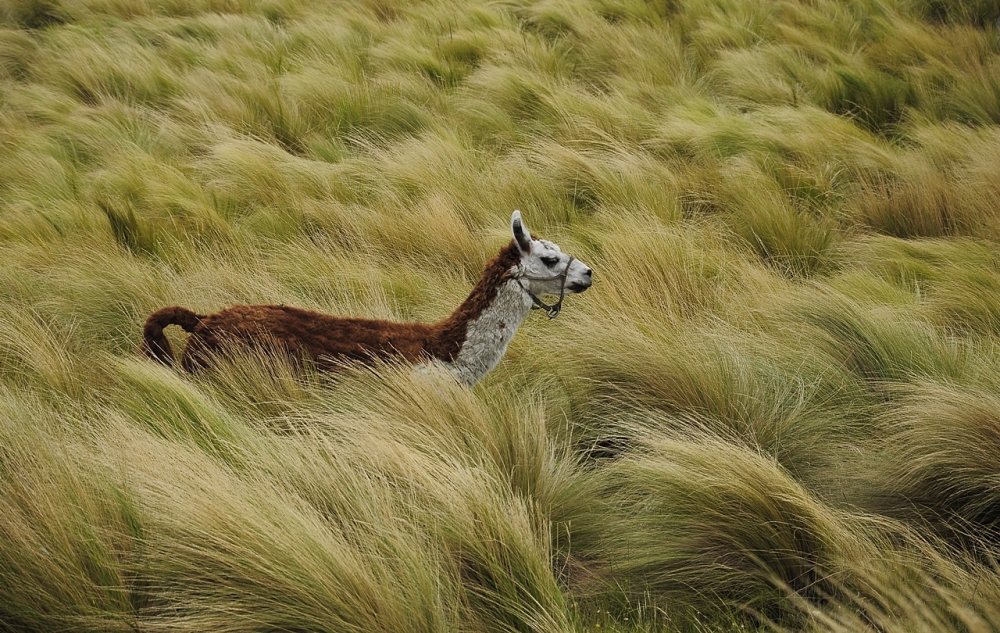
[541,257,559,267]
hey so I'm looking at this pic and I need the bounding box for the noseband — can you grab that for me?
[514,256,575,319]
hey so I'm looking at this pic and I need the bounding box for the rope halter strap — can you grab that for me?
[514,256,574,319]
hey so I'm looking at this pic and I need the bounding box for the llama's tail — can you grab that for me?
[140,306,204,366]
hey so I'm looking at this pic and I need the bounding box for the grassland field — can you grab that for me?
[3,0,1000,630]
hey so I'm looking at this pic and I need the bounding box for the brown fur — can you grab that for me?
[140,241,523,372]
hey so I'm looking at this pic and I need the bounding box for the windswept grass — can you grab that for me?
[878,379,1000,541]
[3,0,1000,630]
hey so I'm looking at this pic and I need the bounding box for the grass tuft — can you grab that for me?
[878,380,1000,541]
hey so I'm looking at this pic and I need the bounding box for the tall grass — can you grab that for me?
[4,0,1000,630]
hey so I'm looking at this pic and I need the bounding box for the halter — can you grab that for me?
[514,256,575,319]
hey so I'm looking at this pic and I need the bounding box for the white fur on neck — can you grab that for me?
[444,278,532,385]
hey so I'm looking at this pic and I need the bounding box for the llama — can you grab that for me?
[140,211,593,385]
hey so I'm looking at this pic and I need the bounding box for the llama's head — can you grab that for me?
[510,211,592,317]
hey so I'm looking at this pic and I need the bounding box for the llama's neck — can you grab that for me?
[443,279,532,385]
[429,242,531,385]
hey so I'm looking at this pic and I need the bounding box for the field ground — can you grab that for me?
[3,0,1000,630]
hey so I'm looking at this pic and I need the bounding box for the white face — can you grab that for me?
[511,210,593,296]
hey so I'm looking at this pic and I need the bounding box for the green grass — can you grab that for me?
[3,0,1000,630]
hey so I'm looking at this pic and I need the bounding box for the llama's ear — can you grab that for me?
[511,210,531,254]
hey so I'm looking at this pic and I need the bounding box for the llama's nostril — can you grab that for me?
[584,267,593,276]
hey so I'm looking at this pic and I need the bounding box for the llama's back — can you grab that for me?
[182,304,436,369]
